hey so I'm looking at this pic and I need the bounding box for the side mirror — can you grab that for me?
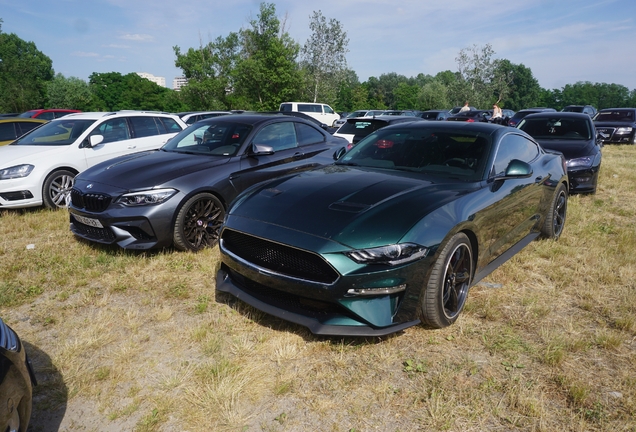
[333,146,347,160]
[251,144,274,155]
[82,134,104,148]
[494,159,533,180]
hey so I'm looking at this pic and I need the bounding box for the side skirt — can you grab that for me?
[473,232,540,285]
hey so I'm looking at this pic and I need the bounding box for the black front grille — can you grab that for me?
[221,229,339,284]
[71,219,116,242]
[71,188,112,212]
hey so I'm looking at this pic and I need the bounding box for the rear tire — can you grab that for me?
[541,183,567,240]
[42,169,75,209]
[419,233,473,329]
[173,193,225,251]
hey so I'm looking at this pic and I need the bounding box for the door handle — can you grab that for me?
[127,145,137,149]
[535,176,543,184]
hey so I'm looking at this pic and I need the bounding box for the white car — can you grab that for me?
[279,102,340,127]
[0,111,186,209]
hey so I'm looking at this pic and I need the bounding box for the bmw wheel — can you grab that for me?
[419,232,473,329]
[541,183,567,240]
[173,193,225,251]
[42,169,75,209]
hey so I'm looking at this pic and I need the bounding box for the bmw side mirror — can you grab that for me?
[251,144,275,155]
[333,146,347,161]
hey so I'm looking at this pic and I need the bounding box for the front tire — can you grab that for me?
[42,169,75,209]
[173,193,225,251]
[541,183,567,240]
[419,233,473,329]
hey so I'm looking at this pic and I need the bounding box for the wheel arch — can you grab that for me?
[169,187,229,231]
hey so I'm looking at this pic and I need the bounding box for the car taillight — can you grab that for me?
[375,139,394,148]
[466,119,475,123]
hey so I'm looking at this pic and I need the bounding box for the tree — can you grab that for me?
[499,62,541,111]
[453,44,496,108]
[89,72,173,111]
[233,3,302,110]
[0,20,54,112]
[300,10,349,104]
[418,80,449,110]
[46,74,94,111]
[394,82,419,109]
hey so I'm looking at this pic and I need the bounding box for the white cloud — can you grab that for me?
[119,33,154,42]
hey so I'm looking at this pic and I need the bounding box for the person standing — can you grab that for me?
[491,103,503,124]
[459,102,470,113]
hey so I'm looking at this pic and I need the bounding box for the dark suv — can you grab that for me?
[594,108,636,144]
[507,108,556,127]
[561,105,597,117]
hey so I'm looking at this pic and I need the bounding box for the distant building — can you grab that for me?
[136,72,166,88]
[173,76,188,91]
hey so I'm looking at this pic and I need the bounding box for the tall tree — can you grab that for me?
[499,62,541,111]
[300,10,349,104]
[46,74,94,111]
[0,20,54,112]
[453,44,496,108]
[233,3,302,110]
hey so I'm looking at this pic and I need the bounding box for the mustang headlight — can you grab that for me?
[117,188,177,206]
[616,127,633,134]
[346,243,428,266]
[0,164,34,180]
[566,156,593,169]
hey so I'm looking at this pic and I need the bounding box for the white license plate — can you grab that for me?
[74,214,104,228]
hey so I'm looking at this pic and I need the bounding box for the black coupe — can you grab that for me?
[68,114,347,251]
[216,122,569,336]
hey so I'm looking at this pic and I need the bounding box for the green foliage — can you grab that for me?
[0,27,54,112]
[88,72,176,111]
[46,74,94,110]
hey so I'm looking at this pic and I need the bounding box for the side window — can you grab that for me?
[155,117,182,133]
[323,105,335,114]
[37,112,56,120]
[295,123,325,146]
[493,134,539,175]
[17,122,42,136]
[280,104,292,112]
[0,123,16,141]
[130,117,161,138]
[92,118,131,144]
[253,122,298,152]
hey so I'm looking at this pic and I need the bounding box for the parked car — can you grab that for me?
[177,111,232,125]
[0,118,48,146]
[561,105,597,117]
[593,108,636,145]
[447,110,493,122]
[449,106,476,115]
[507,108,556,127]
[68,114,348,251]
[216,121,569,336]
[380,110,417,116]
[333,115,423,148]
[416,110,451,121]
[0,111,186,209]
[279,102,340,127]
[17,109,81,120]
[333,110,385,128]
[518,112,602,193]
[0,317,36,432]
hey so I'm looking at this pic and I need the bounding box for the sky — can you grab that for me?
[1,0,635,92]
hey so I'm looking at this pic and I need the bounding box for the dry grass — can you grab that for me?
[1,146,636,431]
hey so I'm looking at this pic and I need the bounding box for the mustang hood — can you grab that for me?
[77,150,231,189]
[230,166,473,247]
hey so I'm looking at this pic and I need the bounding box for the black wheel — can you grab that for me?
[173,193,225,251]
[541,183,567,240]
[42,169,75,209]
[419,233,473,329]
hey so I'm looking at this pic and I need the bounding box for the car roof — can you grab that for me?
[193,112,318,126]
[0,117,48,123]
[52,111,179,121]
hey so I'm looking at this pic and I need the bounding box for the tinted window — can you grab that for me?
[130,117,161,138]
[164,121,251,156]
[0,123,16,141]
[280,103,292,112]
[298,104,321,113]
[155,117,182,133]
[295,123,325,146]
[253,122,298,151]
[338,120,387,137]
[323,105,335,114]
[17,121,44,136]
[596,110,635,122]
[91,118,131,143]
[493,134,539,175]
[36,112,56,120]
[519,117,592,140]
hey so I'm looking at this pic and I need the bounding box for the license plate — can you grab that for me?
[73,214,103,228]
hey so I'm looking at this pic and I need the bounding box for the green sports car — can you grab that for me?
[216,122,569,336]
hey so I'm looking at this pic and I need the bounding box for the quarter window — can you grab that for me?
[295,123,325,146]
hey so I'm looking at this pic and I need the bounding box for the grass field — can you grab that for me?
[1,146,635,431]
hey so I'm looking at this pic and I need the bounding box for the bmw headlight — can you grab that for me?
[0,164,34,180]
[566,156,593,169]
[616,127,633,134]
[346,243,428,266]
[117,188,177,206]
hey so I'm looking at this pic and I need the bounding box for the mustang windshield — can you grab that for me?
[337,127,492,181]
[162,121,253,156]
[11,119,96,146]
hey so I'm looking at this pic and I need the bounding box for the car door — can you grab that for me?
[232,120,330,194]
[481,133,545,262]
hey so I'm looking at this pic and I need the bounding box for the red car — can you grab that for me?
[17,109,81,120]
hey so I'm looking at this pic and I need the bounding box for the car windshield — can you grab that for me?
[338,119,388,137]
[336,127,492,181]
[11,119,96,146]
[518,117,592,140]
[162,121,253,156]
[595,110,634,122]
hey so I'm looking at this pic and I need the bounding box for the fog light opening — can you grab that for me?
[347,284,407,296]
